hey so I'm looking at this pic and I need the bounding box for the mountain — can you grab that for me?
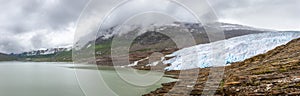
[15,46,72,62]
[163,32,300,70]
[0,53,17,61]
[96,22,272,42]
[145,33,300,96]
[18,46,72,57]
[95,22,271,46]
[92,22,273,65]
[81,22,271,54]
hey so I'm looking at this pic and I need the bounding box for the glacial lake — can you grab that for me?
[0,62,174,96]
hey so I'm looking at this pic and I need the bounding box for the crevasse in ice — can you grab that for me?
[163,32,300,70]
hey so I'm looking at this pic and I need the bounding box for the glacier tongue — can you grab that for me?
[164,32,300,70]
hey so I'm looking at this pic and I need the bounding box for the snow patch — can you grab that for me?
[127,57,149,67]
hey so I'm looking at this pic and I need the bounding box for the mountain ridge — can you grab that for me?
[92,22,273,66]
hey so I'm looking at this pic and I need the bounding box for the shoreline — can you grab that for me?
[5,37,300,95]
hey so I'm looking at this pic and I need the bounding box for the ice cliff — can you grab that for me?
[164,32,300,70]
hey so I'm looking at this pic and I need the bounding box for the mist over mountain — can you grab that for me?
[93,22,272,46]
[81,22,294,67]
[7,22,298,63]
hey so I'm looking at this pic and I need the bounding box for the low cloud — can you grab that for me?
[0,0,299,53]
[0,0,87,53]
[210,0,300,31]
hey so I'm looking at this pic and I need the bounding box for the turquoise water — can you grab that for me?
[0,62,173,96]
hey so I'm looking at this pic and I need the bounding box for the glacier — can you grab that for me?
[163,32,300,70]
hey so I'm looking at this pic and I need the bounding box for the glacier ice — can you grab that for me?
[164,32,300,70]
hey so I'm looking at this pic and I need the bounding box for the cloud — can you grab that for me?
[74,0,199,47]
[0,0,87,32]
[0,0,88,53]
[209,0,300,31]
[0,0,299,53]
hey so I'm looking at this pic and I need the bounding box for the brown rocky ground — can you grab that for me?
[95,48,178,67]
[143,37,300,95]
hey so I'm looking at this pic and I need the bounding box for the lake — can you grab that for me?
[0,62,174,96]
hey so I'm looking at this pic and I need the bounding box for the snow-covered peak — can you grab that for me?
[163,32,300,70]
[97,22,272,41]
[220,23,257,30]
[219,23,274,31]
[18,46,72,56]
[172,22,273,31]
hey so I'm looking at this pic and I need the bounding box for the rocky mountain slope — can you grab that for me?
[96,22,271,42]
[144,35,300,95]
[12,46,73,62]
[17,46,72,57]
[94,22,272,66]
[96,22,270,49]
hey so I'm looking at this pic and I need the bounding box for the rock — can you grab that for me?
[225,82,241,86]
[266,84,273,90]
[288,92,300,95]
[292,76,300,83]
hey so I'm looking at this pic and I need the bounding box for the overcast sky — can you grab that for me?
[0,0,299,53]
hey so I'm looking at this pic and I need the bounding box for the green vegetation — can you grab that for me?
[95,40,112,56]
